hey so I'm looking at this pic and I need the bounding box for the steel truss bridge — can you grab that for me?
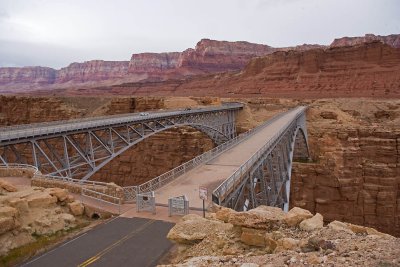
[150,106,310,212]
[212,106,310,211]
[0,103,243,181]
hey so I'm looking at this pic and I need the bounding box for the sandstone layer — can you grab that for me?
[2,34,398,94]
[330,33,400,48]
[96,42,400,99]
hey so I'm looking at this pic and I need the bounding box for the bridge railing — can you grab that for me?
[137,108,295,194]
[0,163,40,176]
[0,103,243,141]
[212,106,307,204]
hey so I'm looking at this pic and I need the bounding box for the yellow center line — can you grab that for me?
[78,220,155,267]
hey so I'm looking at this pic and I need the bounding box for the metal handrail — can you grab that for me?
[211,106,307,203]
[0,103,243,141]
[0,163,40,174]
[0,163,112,187]
[137,108,295,194]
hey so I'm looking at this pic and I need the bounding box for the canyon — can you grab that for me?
[1,34,398,94]
[0,96,399,238]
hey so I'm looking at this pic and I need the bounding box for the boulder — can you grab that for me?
[0,206,18,218]
[7,198,29,214]
[216,206,237,223]
[59,213,76,224]
[284,207,313,226]
[228,205,285,230]
[45,188,68,202]
[299,213,323,232]
[167,214,233,244]
[27,192,57,208]
[68,201,84,216]
[0,179,17,192]
[0,217,16,235]
[33,216,64,235]
[327,220,353,234]
[240,227,266,247]
[65,195,75,203]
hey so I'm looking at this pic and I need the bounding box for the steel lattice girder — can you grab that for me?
[0,107,241,180]
[219,113,310,212]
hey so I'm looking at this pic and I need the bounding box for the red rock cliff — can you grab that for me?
[331,34,400,48]
[0,67,56,85]
[128,52,180,73]
[55,60,129,83]
[104,41,400,98]
[177,39,275,72]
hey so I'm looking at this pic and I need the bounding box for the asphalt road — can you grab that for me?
[20,217,174,267]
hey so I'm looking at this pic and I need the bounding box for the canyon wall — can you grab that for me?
[55,60,129,83]
[0,67,56,86]
[104,41,400,98]
[0,39,275,91]
[235,98,400,237]
[2,34,398,94]
[90,127,214,186]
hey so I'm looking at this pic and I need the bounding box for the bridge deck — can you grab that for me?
[155,107,302,209]
[0,103,242,143]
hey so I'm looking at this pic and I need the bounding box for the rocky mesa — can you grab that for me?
[104,41,400,98]
[1,34,399,93]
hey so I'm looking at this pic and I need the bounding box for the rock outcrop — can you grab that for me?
[2,34,398,94]
[55,60,129,83]
[0,67,56,86]
[234,97,400,237]
[0,39,276,91]
[0,185,87,256]
[98,41,400,98]
[330,33,400,48]
[164,206,400,266]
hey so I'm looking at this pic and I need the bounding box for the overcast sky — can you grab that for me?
[0,0,399,69]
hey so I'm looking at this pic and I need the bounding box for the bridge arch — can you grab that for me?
[0,104,242,180]
[283,124,310,211]
[212,108,310,212]
[84,123,228,181]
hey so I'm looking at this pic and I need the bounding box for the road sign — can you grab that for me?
[199,186,208,200]
[199,186,208,218]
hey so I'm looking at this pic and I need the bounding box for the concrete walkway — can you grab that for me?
[154,108,301,209]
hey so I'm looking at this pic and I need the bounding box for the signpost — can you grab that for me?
[199,186,208,218]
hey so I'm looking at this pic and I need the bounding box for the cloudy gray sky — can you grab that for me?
[0,0,399,69]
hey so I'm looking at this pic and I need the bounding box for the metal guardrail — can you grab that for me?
[123,185,138,203]
[33,173,110,187]
[82,187,122,214]
[0,163,121,206]
[212,106,307,203]
[137,108,295,194]
[0,103,243,141]
[0,163,40,175]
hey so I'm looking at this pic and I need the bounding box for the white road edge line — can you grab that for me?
[21,232,88,266]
